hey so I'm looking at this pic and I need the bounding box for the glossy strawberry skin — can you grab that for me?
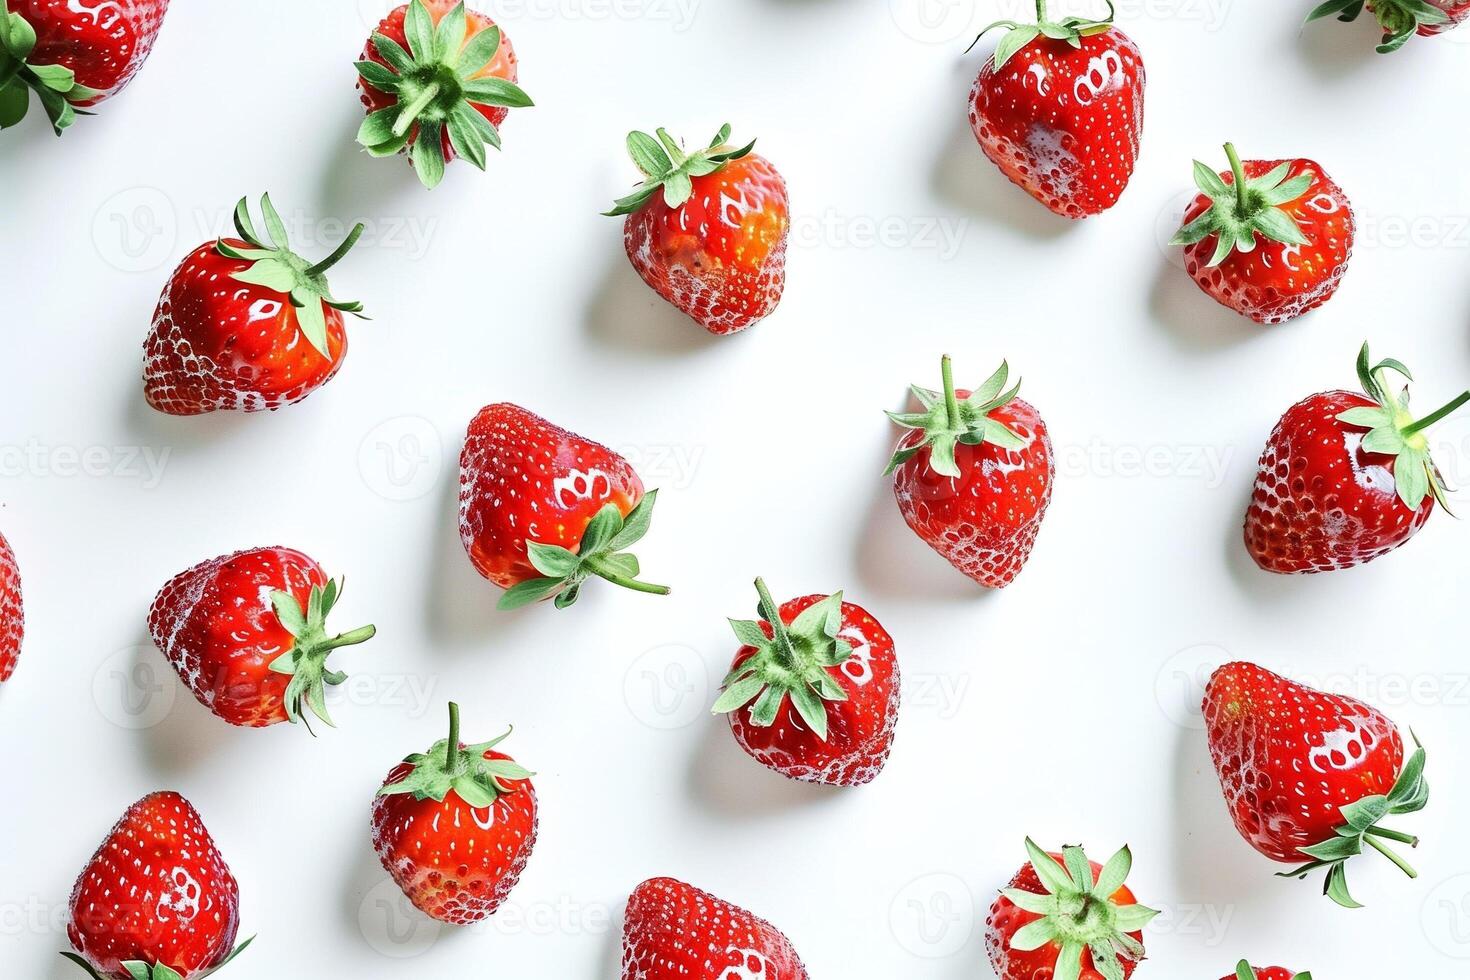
[458,403,644,589]
[621,877,808,980]
[623,152,789,335]
[1180,159,1353,324]
[891,395,1053,588]
[371,750,537,924]
[1244,390,1432,574]
[66,792,240,980]
[969,30,1145,218]
[727,594,899,787]
[14,0,169,106]
[1221,969,1301,980]
[142,239,348,415]
[1203,663,1404,864]
[0,532,21,684]
[148,546,326,727]
[986,854,1143,980]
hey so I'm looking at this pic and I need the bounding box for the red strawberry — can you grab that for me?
[142,195,367,415]
[885,356,1054,589]
[1171,143,1353,324]
[372,703,537,924]
[356,0,532,189]
[63,791,250,980]
[967,2,1145,218]
[1203,662,1429,907]
[458,403,669,609]
[1307,0,1469,51]
[1223,964,1312,980]
[0,531,21,684]
[985,839,1158,980]
[1244,343,1469,573]
[606,124,789,335]
[621,877,808,980]
[712,579,899,787]
[0,0,168,134]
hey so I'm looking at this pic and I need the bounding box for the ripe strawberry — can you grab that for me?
[0,531,21,684]
[1223,964,1312,980]
[1307,0,1468,52]
[372,703,537,924]
[621,877,808,980]
[606,123,789,335]
[967,2,1145,218]
[148,547,376,729]
[62,791,250,980]
[985,839,1158,980]
[1245,343,1469,573]
[0,0,169,134]
[885,356,1054,589]
[356,0,532,189]
[142,195,367,415]
[1203,662,1429,907]
[1170,143,1353,324]
[458,403,669,609]
[712,579,899,787]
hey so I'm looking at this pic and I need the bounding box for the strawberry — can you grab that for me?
[1170,143,1353,324]
[885,356,1054,589]
[0,0,169,134]
[1223,964,1312,980]
[356,0,532,189]
[967,2,1145,218]
[1203,662,1429,908]
[985,839,1158,980]
[605,123,789,335]
[142,195,367,415]
[147,546,376,729]
[458,402,669,609]
[712,579,899,787]
[621,877,808,980]
[1244,343,1469,574]
[62,791,250,980]
[0,530,21,684]
[372,702,537,924]
[1307,0,1469,52]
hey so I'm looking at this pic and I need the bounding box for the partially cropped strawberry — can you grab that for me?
[621,877,808,980]
[1223,963,1312,980]
[606,123,789,335]
[63,791,250,980]
[142,195,367,415]
[986,839,1158,980]
[148,547,375,729]
[967,2,1145,218]
[712,579,899,787]
[357,0,532,189]
[0,531,21,684]
[1171,143,1353,324]
[458,403,669,609]
[1245,343,1469,573]
[372,703,537,924]
[1203,662,1428,907]
[886,356,1054,589]
[0,0,169,134]
[1307,0,1468,52]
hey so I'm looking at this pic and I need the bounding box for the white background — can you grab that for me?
[3,0,1470,976]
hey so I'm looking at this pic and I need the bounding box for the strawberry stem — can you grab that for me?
[393,81,442,138]
[444,701,460,771]
[1365,826,1419,846]
[1365,835,1417,878]
[753,578,798,672]
[586,558,671,596]
[1403,390,1470,436]
[306,223,367,277]
[1035,0,1048,21]
[941,355,961,430]
[1224,142,1249,217]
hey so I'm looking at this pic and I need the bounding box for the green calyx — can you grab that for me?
[711,579,853,741]
[356,0,533,189]
[378,702,532,807]
[1005,839,1160,980]
[967,0,1116,70]
[215,195,367,358]
[1336,342,1470,512]
[268,578,376,731]
[1170,142,1315,267]
[1234,963,1311,980]
[61,937,254,980]
[884,355,1028,479]
[498,491,670,611]
[0,9,104,135]
[1306,0,1449,53]
[603,123,756,217]
[1280,733,1428,909]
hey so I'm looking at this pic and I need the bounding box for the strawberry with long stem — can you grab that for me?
[1307,0,1466,52]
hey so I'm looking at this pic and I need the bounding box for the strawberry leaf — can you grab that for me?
[884,356,1030,478]
[604,123,757,216]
